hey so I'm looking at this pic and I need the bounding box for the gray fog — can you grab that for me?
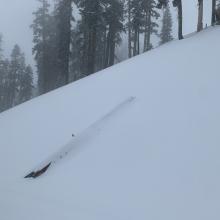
[0,0,212,67]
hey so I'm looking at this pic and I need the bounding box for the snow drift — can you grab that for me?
[1,27,220,220]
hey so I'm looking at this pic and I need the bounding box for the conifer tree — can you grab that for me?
[0,35,5,111]
[142,0,160,52]
[76,0,106,75]
[159,4,173,45]
[54,0,73,85]
[32,0,58,94]
[130,0,145,56]
[18,65,33,103]
[32,0,50,94]
[104,0,124,67]
[9,45,26,106]
[0,38,32,112]
[69,20,86,81]
[126,0,159,56]
[127,0,132,58]
[0,59,11,112]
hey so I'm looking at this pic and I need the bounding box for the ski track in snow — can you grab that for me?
[25,96,136,178]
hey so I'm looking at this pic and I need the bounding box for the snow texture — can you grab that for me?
[25,96,136,177]
[1,27,220,220]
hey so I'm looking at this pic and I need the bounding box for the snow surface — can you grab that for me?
[1,27,220,220]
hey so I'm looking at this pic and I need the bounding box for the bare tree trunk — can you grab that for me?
[102,26,107,68]
[143,10,149,52]
[82,30,88,75]
[212,0,216,25]
[178,0,183,40]
[128,0,132,58]
[104,26,116,68]
[197,0,203,32]
[57,0,72,84]
[104,28,110,68]
[88,28,97,74]
[143,34,147,52]
[133,29,137,56]
[146,11,151,51]
[216,7,220,24]
[42,0,47,93]
[109,37,115,66]
[137,29,140,55]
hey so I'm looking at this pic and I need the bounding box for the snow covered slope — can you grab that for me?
[1,27,220,220]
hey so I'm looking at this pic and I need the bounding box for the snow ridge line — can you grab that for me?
[24,96,136,178]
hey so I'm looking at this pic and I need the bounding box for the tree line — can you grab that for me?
[32,0,220,96]
[0,0,220,113]
[31,0,173,95]
[0,37,33,113]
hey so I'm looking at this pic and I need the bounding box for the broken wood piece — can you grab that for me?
[24,163,51,179]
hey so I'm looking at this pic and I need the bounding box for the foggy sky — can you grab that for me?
[0,0,38,66]
[0,0,212,68]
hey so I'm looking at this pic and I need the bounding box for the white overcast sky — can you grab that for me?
[0,0,212,67]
